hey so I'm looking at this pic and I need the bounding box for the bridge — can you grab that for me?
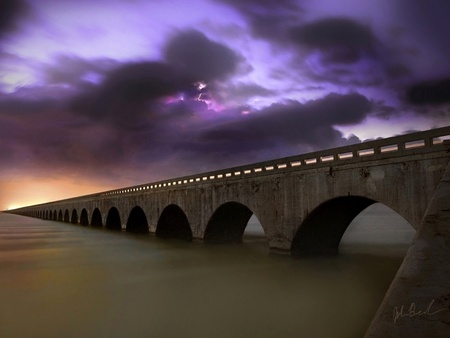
[5,126,450,337]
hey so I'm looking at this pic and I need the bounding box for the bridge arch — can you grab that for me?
[126,206,149,233]
[58,209,63,221]
[53,210,58,221]
[63,209,70,223]
[204,202,255,243]
[106,207,122,230]
[91,208,103,227]
[291,196,376,255]
[80,209,89,226]
[70,209,78,224]
[156,204,192,241]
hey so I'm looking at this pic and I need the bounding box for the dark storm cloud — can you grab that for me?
[150,97,210,128]
[0,96,162,180]
[396,0,450,63]
[163,29,241,82]
[406,78,450,106]
[1,58,201,179]
[0,0,28,39]
[0,94,61,115]
[67,30,244,124]
[69,61,195,123]
[44,55,118,87]
[197,93,370,155]
[214,0,302,41]
[0,26,253,182]
[0,104,71,172]
[216,1,391,89]
[289,17,376,64]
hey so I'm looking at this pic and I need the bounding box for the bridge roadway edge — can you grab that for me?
[365,158,450,337]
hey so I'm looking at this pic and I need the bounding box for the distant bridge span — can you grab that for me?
[6,126,450,337]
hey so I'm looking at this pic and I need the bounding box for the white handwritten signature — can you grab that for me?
[393,299,448,323]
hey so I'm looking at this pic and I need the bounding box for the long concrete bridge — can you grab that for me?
[6,126,450,337]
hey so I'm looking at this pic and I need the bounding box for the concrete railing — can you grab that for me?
[23,126,450,207]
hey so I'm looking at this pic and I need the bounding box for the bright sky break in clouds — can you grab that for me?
[1,0,450,209]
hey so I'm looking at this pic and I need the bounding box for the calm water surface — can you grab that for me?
[0,204,414,338]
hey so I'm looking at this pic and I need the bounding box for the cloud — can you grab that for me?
[163,29,242,82]
[215,0,302,42]
[65,29,244,125]
[0,94,60,115]
[406,78,450,106]
[43,55,118,87]
[395,0,450,63]
[193,93,370,160]
[213,81,275,105]
[0,56,211,182]
[289,17,376,64]
[214,3,389,88]
[0,24,253,184]
[69,61,196,124]
[0,83,371,189]
[0,0,28,40]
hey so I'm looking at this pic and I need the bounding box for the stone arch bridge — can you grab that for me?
[9,127,450,255]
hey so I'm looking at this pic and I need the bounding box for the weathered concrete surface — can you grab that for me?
[12,151,448,253]
[365,160,450,337]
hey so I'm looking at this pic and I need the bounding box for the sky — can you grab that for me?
[1,0,450,210]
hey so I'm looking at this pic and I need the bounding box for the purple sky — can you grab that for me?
[1,0,450,210]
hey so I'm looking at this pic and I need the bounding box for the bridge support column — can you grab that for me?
[365,160,450,337]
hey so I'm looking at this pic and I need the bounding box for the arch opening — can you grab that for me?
[80,209,89,226]
[64,209,70,223]
[291,196,376,256]
[106,207,122,230]
[156,204,192,241]
[204,202,254,244]
[70,209,78,224]
[58,210,63,221]
[242,214,266,243]
[91,208,103,227]
[340,203,416,257]
[126,206,148,234]
[53,210,58,221]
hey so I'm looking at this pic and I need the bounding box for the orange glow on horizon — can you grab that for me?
[1,176,113,211]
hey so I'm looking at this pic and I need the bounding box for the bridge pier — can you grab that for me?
[365,160,450,337]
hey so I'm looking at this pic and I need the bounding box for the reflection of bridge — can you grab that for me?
[6,126,450,337]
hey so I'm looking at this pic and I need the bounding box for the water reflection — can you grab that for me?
[0,206,414,338]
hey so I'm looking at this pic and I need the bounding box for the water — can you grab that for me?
[0,204,415,338]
